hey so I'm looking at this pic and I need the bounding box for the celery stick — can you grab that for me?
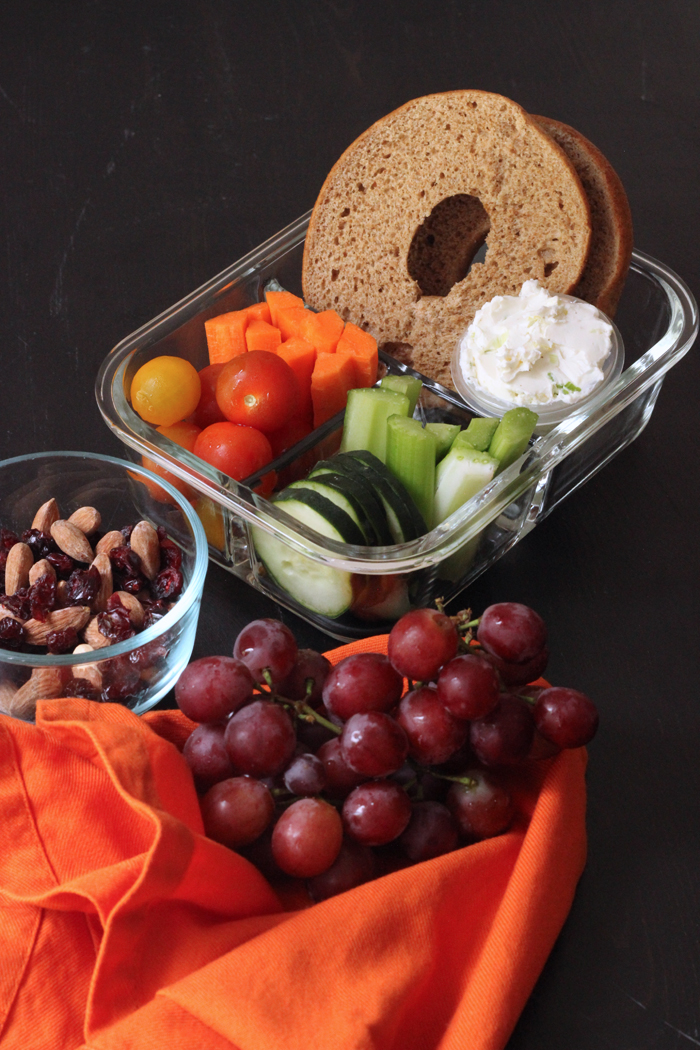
[385,416,437,529]
[425,422,461,462]
[380,374,423,415]
[488,407,539,472]
[450,431,476,453]
[340,387,410,462]
[433,446,498,526]
[461,416,500,452]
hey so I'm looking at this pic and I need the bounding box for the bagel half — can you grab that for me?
[302,90,592,388]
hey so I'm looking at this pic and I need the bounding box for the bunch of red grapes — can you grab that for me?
[175,603,598,901]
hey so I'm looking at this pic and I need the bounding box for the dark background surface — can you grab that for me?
[2,1,699,1046]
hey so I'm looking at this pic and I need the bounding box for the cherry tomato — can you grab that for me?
[216,351,300,434]
[141,421,202,503]
[192,363,227,429]
[194,422,273,481]
[131,355,201,427]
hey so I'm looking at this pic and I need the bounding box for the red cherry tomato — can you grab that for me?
[140,420,202,504]
[216,351,300,434]
[194,422,273,481]
[192,363,227,429]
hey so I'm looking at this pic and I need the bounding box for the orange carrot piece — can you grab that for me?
[205,309,249,365]
[276,307,322,346]
[277,337,316,421]
[265,289,305,328]
[311,352,357,428]
[246,302,272,325]
[245,319,282,354]
[335,323,379,386]
[313,310,345,354]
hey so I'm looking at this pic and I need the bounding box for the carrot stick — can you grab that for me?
[246,302,272,325]
[311,352,357,428]
[265,289,305,328]
[205,309,249,365]
[277,337,317,421]
[245,320,282,353]
[276,307,322,347]
[335,323,378,386]
[314,310,345,354]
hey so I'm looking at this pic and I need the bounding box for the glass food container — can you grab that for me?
[96,212,698,642]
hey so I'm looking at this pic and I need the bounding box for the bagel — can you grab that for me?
[302,90,592,388]
[532,115,633,318]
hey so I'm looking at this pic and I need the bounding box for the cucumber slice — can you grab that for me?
[379,374,423,415]
[425,422,461,462]
[342,450,427,541]
[433,446,498,526]
[252,503,353,619]
[385,415,437,529]
[287,479,371,542]
[305,468,393,546]
[460,416,500,452]
[274,490,366,546]
[488,407,538,472]
[340,387,410,462]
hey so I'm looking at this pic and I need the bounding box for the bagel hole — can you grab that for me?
[407,194,491,298]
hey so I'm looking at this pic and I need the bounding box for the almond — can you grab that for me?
[5,542,34,595]
[28,558,57,586]
[68,506,102,535]
[31,498,60,533]
[0,679,19,715]
[83,616,112,649]
[71,644,103,690]
[95,530,125,557]
[91,552,113,612]
[113,591,145,628]
[50,520,94,563]
[12,668,64,719]
[130,521,160,580]
[0,606,23,623]
[23,606,91,646]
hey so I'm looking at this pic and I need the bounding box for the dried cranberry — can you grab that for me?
[47,552,75,579]
[119,574,146,596]
[101,655,141,702]
[129,640,168,670]
[151,568,183,601]
[0,617,25,650]
[64,565,101,606]
[141,598,168,629]
[97,605,135,643]
[109,546,141,577]
[21,529,56,560]
[120,524,135,541]
[0,529,19,551]
[46,626,79,654]
[0,589,31,620]
[63,676,101,701]
[28,574,57,622]
[156,527,183,570]
[0,550,8,573]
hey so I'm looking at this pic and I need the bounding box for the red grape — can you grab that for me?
[233,618,298,686]
[342,780,412,846]
[322,653,403,721]
[398,801,460,862]
[317,737,369,798]
[200,776,275,848]
[533,687,599,748]
[278,649,332,706]
[339,711,409,777]
[271,798,343,877]
[477,603,547,663]
[283,752,327,796]
[224,699,296,777]
[469,694,534,766]
[307,838,376,901]
[446,771,514,840]
[396,686,468,765]
[183,723,235,790]
[175,655,254,722]
[436,653,500,720]
[387,608,459,681]
[485,646,549,688]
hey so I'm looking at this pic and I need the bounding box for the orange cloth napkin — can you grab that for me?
[0,636,587,1050]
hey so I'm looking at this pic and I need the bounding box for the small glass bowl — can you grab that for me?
[450,301,625,432]
[0,452,208,720]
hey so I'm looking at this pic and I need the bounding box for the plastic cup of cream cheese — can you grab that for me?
[451,280,624,432]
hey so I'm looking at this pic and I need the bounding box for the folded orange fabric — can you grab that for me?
[0,637,587,1050]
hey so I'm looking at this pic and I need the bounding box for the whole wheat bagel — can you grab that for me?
[302,90,592,388]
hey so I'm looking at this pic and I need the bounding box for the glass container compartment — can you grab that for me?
[95,212,698,641]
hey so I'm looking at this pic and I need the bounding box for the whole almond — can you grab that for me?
[68,506,102,535]
[5,542,34,595]
[23,606,91,646]
[0,679,19,715]
[71,645,103,690]
[91,552,113,612]
[95,530,125,557]
[12,668,64,719]
[83,616,112,649]
[50,520,94,563]
[130,521,160,580]
[0,607,23,623]
[113,591,145,628]
[31,498,60,533]
[28,558,57,586]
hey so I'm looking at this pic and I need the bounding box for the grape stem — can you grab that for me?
[298,703,341,734]
[407,755,477,789]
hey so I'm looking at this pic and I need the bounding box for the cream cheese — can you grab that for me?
[458,280,614,407]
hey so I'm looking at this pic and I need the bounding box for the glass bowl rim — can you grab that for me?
[0,450,208,667]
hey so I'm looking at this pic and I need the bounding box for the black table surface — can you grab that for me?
[2,2,699,1046]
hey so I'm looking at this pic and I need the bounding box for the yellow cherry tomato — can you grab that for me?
[130,356,202,427]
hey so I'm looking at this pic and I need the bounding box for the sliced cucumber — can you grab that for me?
[274,490,366,546]
[286,479,371,541]
[461,416,500,452]
[433,446,499,526]
[425,422,461,462]
[340,387,410,462]
[385,415,436,529]
[305,468,393,545]
[342,450,427,541]
[379,374,423,415]
[488,407,538,472]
